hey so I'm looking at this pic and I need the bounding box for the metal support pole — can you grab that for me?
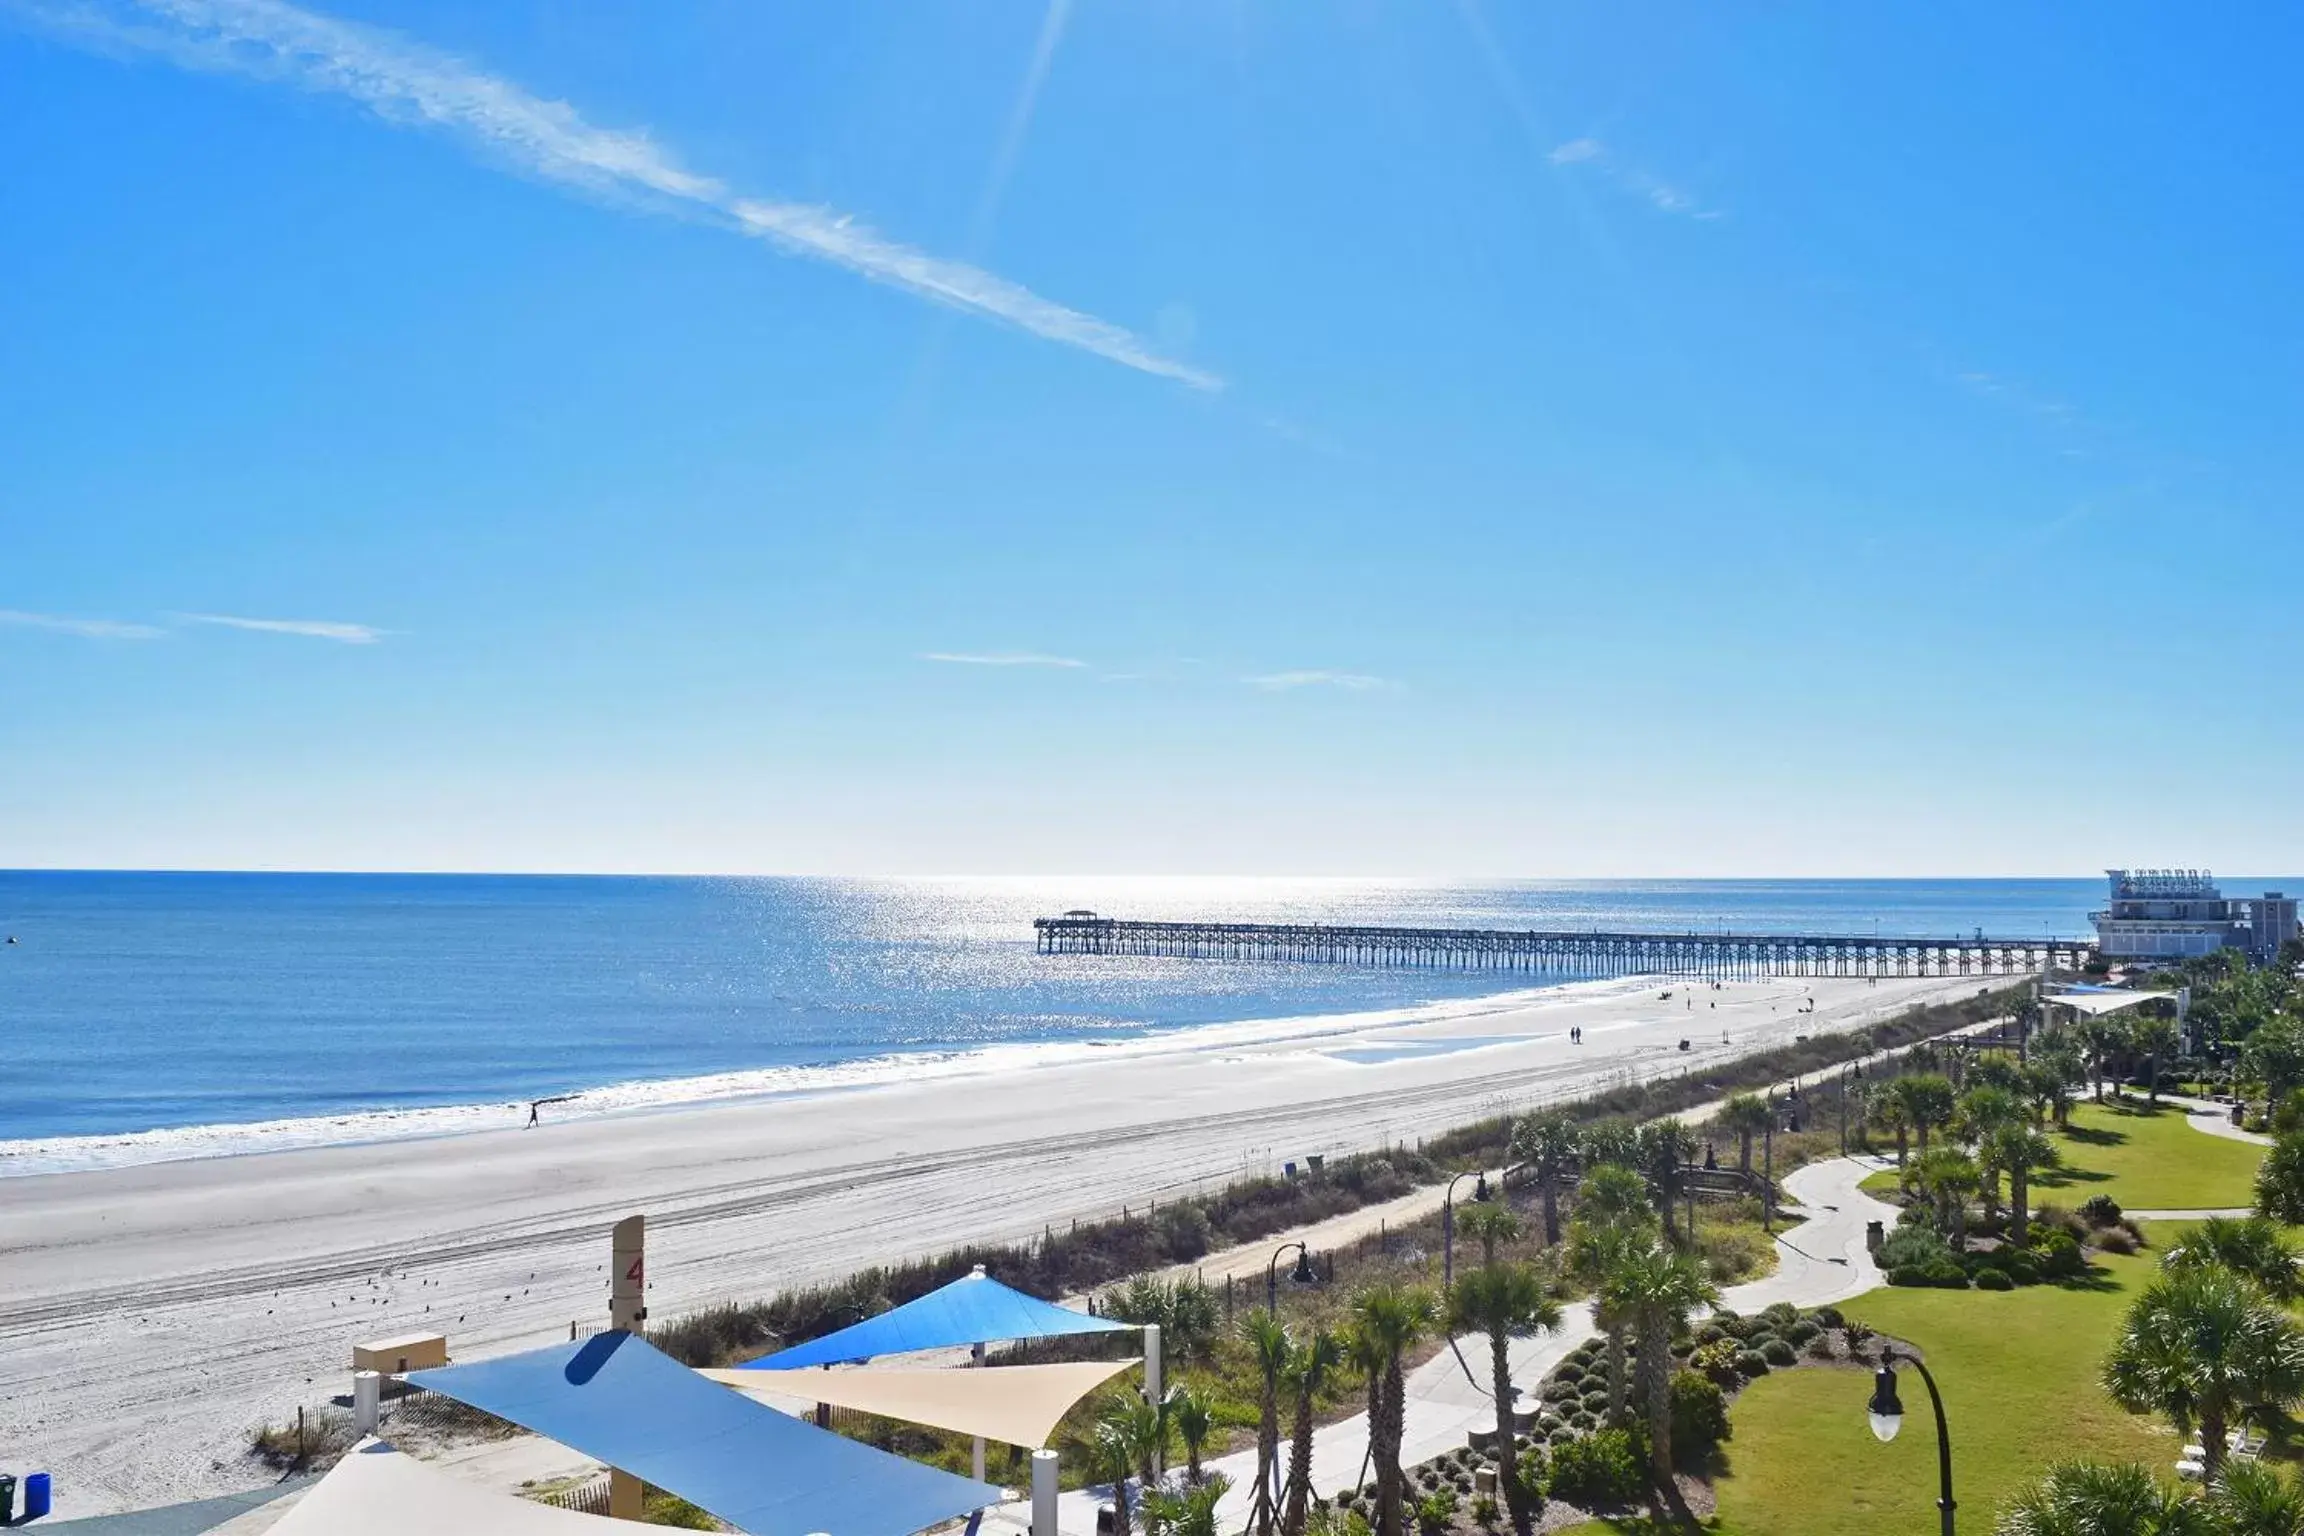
[972,1340,988,1485]
[608,1215,647,1520]
[1031,1450,1059,1536]
[1142,1323,1163,1476]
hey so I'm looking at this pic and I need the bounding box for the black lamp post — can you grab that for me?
[1867,1347,1955,1536]
[1266,1240,1317,1315]
[1440,1171,1493,1290]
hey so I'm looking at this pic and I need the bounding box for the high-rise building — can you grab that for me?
[2092,869,2299,963]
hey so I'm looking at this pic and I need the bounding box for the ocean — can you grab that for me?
[0,873,2129,1174]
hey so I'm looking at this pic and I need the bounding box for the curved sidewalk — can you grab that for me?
[1005,1155,1897,1536]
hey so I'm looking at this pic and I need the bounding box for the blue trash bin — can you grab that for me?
[25,1470,52,1519]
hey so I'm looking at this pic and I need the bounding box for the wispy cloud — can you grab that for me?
[13,0,1217,391]
[1547,137,1720,220]
[178,612,385,643]
[1246,670,1394,692]
[0,608,167,640]
[920,651,1087,669]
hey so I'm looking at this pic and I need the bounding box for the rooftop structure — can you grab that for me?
[2092,869,2298,964]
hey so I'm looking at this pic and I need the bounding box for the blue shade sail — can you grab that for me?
[742,1269,1132,1370]
[408,1332,1000,1536]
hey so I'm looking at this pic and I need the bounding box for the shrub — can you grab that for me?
[1580,1387,1610,1411]
[2032,1203,2088,1243]
[1760,1302,1799,1331]
[1811,1305,1845,1329]
[1888,1260,1969,1289]
[1879,1226,1953,1270]
[1975,1268,2015,1290]
[1470,1493,1499,1528]
[1693,1322,1728,1346]
[1511,1447,1547,1517]
[1805,1333,1836,1359]
[1547,1428,1648,1510]
[1734,1349,1770,1378]
[1688,1339,1744,1387]
[2078,1194,2124,1227]
[1548,1425,1578,1446]
[2037,1230,2087,1280]
[1668,1370,1731,1455]
[1414,1487,1459,1536]
[1785,1319,1821,1346]
[2001,1249,2043,1285]
[1761,1338,1798,1366]
[1745,1331,1781,1355]
[2095,1227,2141,1256]
[1568,1408,1597,1431]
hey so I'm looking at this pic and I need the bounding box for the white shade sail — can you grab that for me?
[2048,990,2177,1017]
[700,1356,1140,1449]
[268,1439,613,1535]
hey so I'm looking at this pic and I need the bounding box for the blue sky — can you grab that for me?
[3,1,2297,875]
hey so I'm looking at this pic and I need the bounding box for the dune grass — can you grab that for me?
[1708,1241,2170,1535]
[1858,1099,2263,1211]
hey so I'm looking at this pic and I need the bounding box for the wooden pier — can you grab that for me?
[1033,915,2092,980]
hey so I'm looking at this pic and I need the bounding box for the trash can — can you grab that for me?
[2234,1104,2247,1127]
[26,1470,52,1519]
[0,1472,16,1524]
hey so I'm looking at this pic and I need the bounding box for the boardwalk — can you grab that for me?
[1034,915,2091,980]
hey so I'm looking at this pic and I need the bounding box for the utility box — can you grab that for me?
[352,1333,449,1375]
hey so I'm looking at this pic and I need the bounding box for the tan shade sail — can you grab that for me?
[269,1439,612,1535]
[701,1356,1140,1448]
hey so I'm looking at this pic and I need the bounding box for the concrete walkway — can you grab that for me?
[2155,1093,2274,1147]
[993,1156,1899,1536]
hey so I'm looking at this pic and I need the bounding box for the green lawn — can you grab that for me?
[1709,1243,2171,1536]
[1858,1100,2263,1211]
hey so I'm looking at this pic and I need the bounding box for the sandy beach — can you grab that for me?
[0,971,1988,1517]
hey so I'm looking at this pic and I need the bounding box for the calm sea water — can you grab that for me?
[0,873,2127,1171]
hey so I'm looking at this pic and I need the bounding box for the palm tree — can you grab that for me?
[1601,1235,1718,1528]
[1241,1312,1293,1536]
[2163,1216,2304,1303]
[1574,1162,1655,1230]
[1636,1121,1697,1243]
[1168,1385,1214,1484]
[1908,1147,1980,1246]
[2256,1131,2304,1227]
[1446,1260,1561,1536]
[1870,1082,1914,1172]
[1458,1201,1521,1269]
[1567,1198,1652,1428]
[2130,1015,2182,1104]
[2029,1046,2083,1128]
[2206,1459,2304,1536]
[2078,1017,2124,1102]
[1145,1475,1233,1536]
[1985,1121,2061,1248]
[1279,1329,1343,1536]
[1960,1086,2023,1221]
[1716,1093,1772,1177]
[1897,1074,1958,1153]
[1510,1113,1581,1246]
[2104,1267,2304,1481]
[1579,1118,1640,1173]
[1094,1394,1165,1536]
[1996,1460,2213,1536]
[1349,1283,1441,1536]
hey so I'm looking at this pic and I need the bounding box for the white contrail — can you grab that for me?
[15,0,1219,390]
[177,612,384,643]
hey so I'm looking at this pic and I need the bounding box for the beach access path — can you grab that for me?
[1,972,1986,1518]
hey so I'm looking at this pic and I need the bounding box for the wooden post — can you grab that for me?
[608,1215,646,1520]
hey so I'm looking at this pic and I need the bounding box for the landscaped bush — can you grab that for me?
[2037,1230,2087,1280]
[1580,1387,1609,1411]
[1760,1302,1799,1331]
[1975,1268,2015,1290]
[2000,1249,2043,1285]
[1548,1425,1577,1446]
[1879,1225,1953,1270]
[1414,1486,1459,1536]
[1688,1339,1744,1386]
[2095,1227,2141,1256]
[1668,1370,1731,1456]
[1568,1408,1597,1431]
[1547,1428,1647,1510]
[1745,1332,1781,1355]
[1734,1349,1770,1377]
[1887,1261,1969,1289]
[1760,1337,1798,1366]
[1805,1332,1836,1359]
[1784,1319,1820,1346]
[2078,1194,2124,1227]
[2032,1203,2088,1244]
[1470,1492,1499,1528]
[1692,1322,1728,1346]
[1811,1305,1844,1329]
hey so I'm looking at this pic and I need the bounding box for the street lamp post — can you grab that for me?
[1440,1171,1493,1290]
[1266,1240,1317,1316]
[1867,1347,1955,1536]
